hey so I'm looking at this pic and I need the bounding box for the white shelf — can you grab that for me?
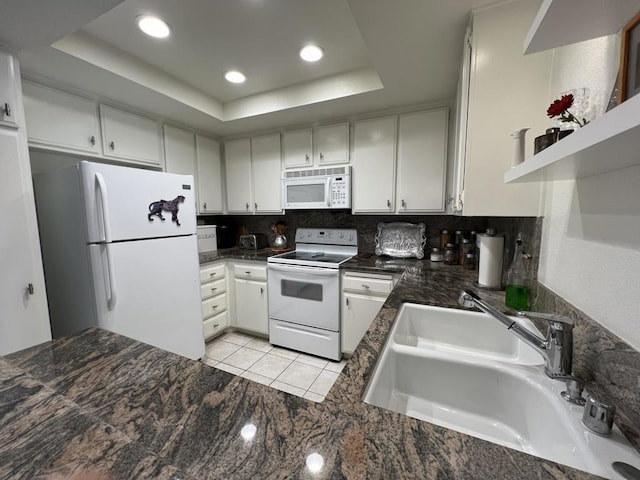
[524,0,640,54]
[504,93,640,183]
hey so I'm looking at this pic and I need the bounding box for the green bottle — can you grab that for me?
[505,239,530,310]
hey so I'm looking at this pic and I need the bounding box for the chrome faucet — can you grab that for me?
[458,289,585,405]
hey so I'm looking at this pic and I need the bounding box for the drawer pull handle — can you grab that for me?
[109,141,115,150]
[212,305,218,310]
[211,287,217,292]
[260,287,264,294]
[213,323,219,328]
[209,272,216,277]
[362,284,370,289]
[245,271,251,274]
[90,136,96,146]
[2,102,11,117]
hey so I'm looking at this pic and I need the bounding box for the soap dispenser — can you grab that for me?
[505,237,530,310]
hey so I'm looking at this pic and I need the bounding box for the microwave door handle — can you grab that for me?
[268,264,338,276]
[326,180,331,207]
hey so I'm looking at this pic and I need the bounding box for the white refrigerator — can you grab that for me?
[33,161,205,359]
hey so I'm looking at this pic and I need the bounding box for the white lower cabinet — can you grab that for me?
[200,262,228,341]
[341,271,396,354]
[231,262,268,335]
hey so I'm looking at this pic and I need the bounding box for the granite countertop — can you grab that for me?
[1,256,601,480]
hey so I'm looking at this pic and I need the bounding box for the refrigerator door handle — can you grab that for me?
[105,243,118,310]
[95,173,112,243]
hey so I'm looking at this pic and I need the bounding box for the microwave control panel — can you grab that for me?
[330,176,350,208]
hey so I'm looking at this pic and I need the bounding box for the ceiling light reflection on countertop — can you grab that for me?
[225,70,246,84]
[240,423,257,441]
[136,15,171,38]
[306,452,324,474]
[299,45,324,62]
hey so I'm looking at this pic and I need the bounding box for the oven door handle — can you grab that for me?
[267,264,339,276]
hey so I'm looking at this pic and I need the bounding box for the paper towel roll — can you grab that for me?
[478,234,504,288]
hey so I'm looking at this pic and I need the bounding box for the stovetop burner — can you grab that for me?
[267,228,358,268]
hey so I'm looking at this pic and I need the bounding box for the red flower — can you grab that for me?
[546,93,588,127]
[547,94,574,117]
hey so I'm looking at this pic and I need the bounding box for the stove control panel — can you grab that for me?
[295,228,357,246]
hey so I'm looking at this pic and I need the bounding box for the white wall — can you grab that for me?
[538,35,640,350]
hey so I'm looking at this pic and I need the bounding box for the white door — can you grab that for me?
[89,235,204,359]
[234,278,268,334]
[251,133,282,213]
[267,264,339,330]
[79,161,197,242]
[341,292,385,354]
[164,125,196,176]
[282,129,312,168]
[396,109,448,213]
[196,135,223,214]
[224,138,253,213]
[352,116,397,213]
[0,122,51,354]
[22,81,101,155]
[100,105,162,166]
[315,123,349,165]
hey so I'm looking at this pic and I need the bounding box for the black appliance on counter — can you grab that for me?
[216,225,236,249]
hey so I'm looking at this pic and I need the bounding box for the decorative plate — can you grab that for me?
[374,222,426,259]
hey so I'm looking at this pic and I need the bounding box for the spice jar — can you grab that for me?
[443,243,457,265]
[465,253,476,270]
[430,247,443,262]
[440,230,451,250]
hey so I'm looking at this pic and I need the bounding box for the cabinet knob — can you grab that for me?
[387,199,391,208]
[26,283,34,295]
[90,136,96,146]
[2,103,11,117]
[109,141,115,150]
[203,202,207,209]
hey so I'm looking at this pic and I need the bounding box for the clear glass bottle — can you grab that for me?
[505,239,530,310]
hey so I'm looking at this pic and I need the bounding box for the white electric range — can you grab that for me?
[267,228,357,360]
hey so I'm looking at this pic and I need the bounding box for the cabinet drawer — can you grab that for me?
[200,263,225,283]
[202,292,228,320]
[234,263,267,281]
[342,274,393,295]
[200,277,226,299]
[203,311,229,340]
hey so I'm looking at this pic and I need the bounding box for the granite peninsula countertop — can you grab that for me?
[1,255,602,480]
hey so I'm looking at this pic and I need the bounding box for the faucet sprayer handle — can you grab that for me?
[517,311,574,328]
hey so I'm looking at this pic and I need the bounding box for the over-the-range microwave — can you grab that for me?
[282,166,351,210]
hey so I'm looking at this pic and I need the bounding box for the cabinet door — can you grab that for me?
[352,116,396,213]
[164,125,195,177]
[0,51,18,128]
[282,129,312,168]
[251,133,282,213]
[224,138,253,213]
[234,278,268,334]
[316,123,349,165]
[0,127,52,354]
[196,135,223,214]
[22,82,101,154]
[396,109,448,213]
[100,105,162,166]
[341,292,385,354]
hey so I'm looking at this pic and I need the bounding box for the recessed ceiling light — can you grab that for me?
[136,15,171,39]
[225,70,246,84]
[299,44,324,62]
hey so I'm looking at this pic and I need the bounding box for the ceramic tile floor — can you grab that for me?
[202,331,347,402]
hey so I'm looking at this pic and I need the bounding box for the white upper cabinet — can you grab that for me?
[22,81,101,155]
[196,135,223,214]
[100,104,163,167]
[396,109,448,213]
[163,125,196,176]
[224,138,253,213]
[456,1,550,216]
[282,128,312,168]
[0,51,19,128]
[315,122,349,165]
[251,133,282,213]
[352,116,397,213]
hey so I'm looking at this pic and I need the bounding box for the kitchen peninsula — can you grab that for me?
[1,261,599,480]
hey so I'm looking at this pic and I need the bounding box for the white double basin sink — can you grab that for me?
[364,303,640,479]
